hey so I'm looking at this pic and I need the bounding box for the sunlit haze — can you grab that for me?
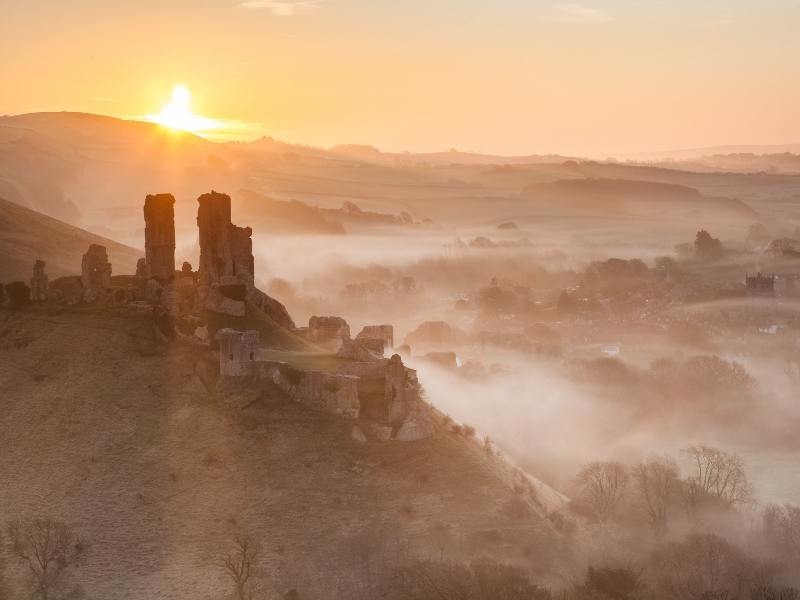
[3,2,800,598]
[145,84,219,134]
[2,0,799,155]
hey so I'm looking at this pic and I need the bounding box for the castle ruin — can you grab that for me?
[81,244,112,301]
[22,190,433,443]
[143,193,176,282]
[197,191,255,287]
[30,259,48,301]
[356,325,394,354]
[216,328,260,377]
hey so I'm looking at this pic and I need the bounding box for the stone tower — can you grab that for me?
[216,328,260,377]
[81,244,112,296]
[30,259,49,301]
[143,193,176,282]
[197,191,254,287]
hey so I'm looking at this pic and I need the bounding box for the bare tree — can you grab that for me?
[763,504,800,562]
[633,456,679,538]
[575,461,629,523]
[7,518,83,600]
[220,535,259,600]
[681,445,753,510]
[649,533,763,600]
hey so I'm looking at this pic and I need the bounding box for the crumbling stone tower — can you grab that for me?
[216,328,259,377]
[143,193,176,282]
[385,353,417,423]
[81,244,111,298]
[197,191,255,287]
[30,259,48,301]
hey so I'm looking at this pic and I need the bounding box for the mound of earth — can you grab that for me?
[0,303,560,599]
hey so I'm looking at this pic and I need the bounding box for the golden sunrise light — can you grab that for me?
[147,84,218,134]
[4,2,800,598]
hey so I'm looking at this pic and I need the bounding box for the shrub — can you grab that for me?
[462,424,476,437]
[5,281,31,309]
[390,559,552,600]
[582,566,643,600]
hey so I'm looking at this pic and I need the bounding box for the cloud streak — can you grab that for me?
[238,0,322,16]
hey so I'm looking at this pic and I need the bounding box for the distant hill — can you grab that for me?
[3,111,797,236]
[623,143,800,162]
[0,196,142,282]
[521,178,758,223]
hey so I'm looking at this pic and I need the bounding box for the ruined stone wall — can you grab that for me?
[143,193,176,282]
[81,244,111,301]
[307,316,351,347]
[230,224,255,286]
[197,191,234,286]
[216,328,259,377]
[338,355,422,425]
[294,372,360,419]
[197,191,256,287]
[336,338,381,361]
[385,354,418,423]
[30,260,48,301]
[255,361,360,419]
[356,325,394,352]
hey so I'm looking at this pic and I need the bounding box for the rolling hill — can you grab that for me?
[521,178,758,223]
[0,196,142,282]
[0,302,561,599]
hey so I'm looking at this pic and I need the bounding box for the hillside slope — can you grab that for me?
[0,196,142,282]
[522,177,758,223]
[0,304,560,600]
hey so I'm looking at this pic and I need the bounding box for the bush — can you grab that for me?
[462,424,476,437]
[751,587,800,600]
[581,566,643,600]
[5,281,31,309]
[390,559,552,600]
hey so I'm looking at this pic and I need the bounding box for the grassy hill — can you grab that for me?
[0,196,142,282]
[0,303,560,599]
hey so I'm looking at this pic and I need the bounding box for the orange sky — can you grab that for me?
[3,0,799,156]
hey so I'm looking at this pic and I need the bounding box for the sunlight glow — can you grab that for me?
[148,85,218,133]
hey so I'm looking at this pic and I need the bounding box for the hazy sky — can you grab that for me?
[2,0,799,155]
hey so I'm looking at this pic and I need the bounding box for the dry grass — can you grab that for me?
[0,303,559,599]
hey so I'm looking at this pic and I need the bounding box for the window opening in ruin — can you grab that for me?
[249,352,254,361]
[229,353,234,361]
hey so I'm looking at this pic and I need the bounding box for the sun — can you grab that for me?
[150,85,217,133]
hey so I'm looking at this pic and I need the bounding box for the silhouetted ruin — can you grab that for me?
[21,189,432,442]
[30,259,48,301]
[81,244,111,301]
[216,328,260,377]
[197,191,254,287]
[143,193,176,282]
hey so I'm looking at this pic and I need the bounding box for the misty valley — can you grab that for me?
[1,111,800,599]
